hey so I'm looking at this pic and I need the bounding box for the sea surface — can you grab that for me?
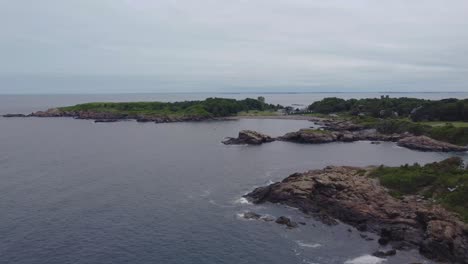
[1,93,468,264]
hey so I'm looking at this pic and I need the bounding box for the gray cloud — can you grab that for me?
[1,0,468,93]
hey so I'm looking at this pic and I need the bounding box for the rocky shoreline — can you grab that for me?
[222,116,468,152]
[3,108,216,123]
[223,128,468,152]
[244,165,468,263]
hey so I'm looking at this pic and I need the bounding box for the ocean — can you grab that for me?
[1,93,467,264]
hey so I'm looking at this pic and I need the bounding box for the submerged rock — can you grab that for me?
[244,166,468,263]
[222,130,275,145]
[241,212,277,222]
[242,212,262,220]
[372,249,397,258]
[397,136,468,152]
[275,216,299,228]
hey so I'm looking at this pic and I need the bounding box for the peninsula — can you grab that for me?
[3,97,282,123]
[244,158,468,263]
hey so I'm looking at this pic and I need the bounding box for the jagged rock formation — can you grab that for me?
[245,166,468,263]
[222,130,275,145]
[278,129,403,144]
[397,136,468,152]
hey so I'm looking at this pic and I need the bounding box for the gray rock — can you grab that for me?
[223,130,275,145]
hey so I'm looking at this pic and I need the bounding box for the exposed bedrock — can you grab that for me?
[244,166,468,263]
[222,130,275,145]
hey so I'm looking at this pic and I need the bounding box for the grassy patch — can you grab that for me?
[370,157,468,222]
[300,129,332,134]
[420,121,468,128]
[351,117,468,146]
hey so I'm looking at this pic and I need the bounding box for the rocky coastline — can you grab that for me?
[223,128,467,152]
[3,108,215,123]
[244,165,468,263]
[398,135,468,152]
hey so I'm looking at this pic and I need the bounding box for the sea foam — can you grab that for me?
[296,241,322,248]
[344,255,386,264]
[234,197,252,205]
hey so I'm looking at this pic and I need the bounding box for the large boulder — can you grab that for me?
[279,129,338,143]
[397,136,468,152]
[222,130,275,145]
[245,166,468,263]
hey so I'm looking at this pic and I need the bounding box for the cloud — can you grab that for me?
[1,0,468,93]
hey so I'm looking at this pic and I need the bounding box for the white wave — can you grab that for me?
[236,212,245,219]
[200,190,211,197]
[296,241,322,248]
[234,197,252,205]
[344,255,386,264]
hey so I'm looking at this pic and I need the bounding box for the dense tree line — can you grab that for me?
[308,96,468,122]
[61,97,282,117]
[410,98,468,121]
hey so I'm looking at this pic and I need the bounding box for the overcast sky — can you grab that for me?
[1,0,468,93]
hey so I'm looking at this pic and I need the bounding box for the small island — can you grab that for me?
[3,97,282,123]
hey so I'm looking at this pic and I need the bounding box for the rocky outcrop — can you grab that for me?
[223,128,466,152]
[22,108,213,123]
[398,136,468,152]
[241,212,298,228]
[279,129,338,143]
[245,166,468,263]
[275,216,299,228]
[2,114,27,117]
[30,108,66,117]
[223,130,275,145]
[279,129,404,144]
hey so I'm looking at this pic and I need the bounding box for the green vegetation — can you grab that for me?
[420,121,468,128]
[306,96,468,146]
[411,98,468,122]
[308,96,427,118]
[352,118,468,146]
[301,128,331,134]
[371,157,468,221]
[60,98,282,118]
[308,96,468,122]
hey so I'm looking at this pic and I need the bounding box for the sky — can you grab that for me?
[1,0,468,94]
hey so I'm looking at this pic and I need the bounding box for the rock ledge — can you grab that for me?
[245,166,468,263]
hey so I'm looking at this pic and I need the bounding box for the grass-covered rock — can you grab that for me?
[370,157,468,221]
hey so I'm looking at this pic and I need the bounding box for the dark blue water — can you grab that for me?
[1,94,467,264]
